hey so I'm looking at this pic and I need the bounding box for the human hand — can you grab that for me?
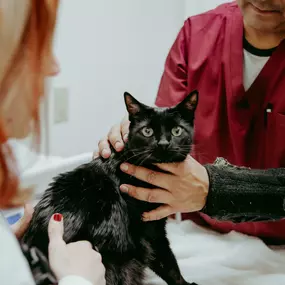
[119,155,209,221]
[93,115,130,159]
[48,214,106,285]
[11,204,34,239]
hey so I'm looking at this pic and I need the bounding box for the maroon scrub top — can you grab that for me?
[155,2,285,240]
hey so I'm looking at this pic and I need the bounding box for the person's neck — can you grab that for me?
[244,23,285,49]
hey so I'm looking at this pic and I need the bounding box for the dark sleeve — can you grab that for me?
[201,158,285,222]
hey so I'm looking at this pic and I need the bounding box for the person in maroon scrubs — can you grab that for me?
[96,0,285,243]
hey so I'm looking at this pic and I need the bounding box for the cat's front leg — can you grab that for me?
[105,260,145,285]
[142,235,197,285]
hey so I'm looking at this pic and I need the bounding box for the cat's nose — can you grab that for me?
[158,139,170,150]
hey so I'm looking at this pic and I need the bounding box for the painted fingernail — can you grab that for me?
[53,213,62,222]
[120,163,128,172]
[120,185,128,192]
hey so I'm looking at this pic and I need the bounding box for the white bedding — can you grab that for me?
[145,220,285,285]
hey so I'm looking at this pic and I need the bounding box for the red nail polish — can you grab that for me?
[53,213,62,222]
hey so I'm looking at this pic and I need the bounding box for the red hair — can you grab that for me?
[0,0,59,208]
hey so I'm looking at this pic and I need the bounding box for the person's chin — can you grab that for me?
[247,3,282,20]
[244,12,282,33]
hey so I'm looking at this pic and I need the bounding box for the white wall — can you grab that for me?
[184,0,229,18]
[49,0,185,157]
[12,0,232,162]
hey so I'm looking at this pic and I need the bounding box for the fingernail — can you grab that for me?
[115,142,123,150]
[142,214,149,222]
[53,213,62,222]
[102,149,110,158]
[123,134,128,142]
[120,185,128,192]
[120,163,128,172]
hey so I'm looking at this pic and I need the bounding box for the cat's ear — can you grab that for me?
[124,92,146,116]
[177,90,199,112]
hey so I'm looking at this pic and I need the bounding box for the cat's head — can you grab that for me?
[123,90,198,163]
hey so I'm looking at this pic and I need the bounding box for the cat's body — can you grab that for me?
[23,91,199,285]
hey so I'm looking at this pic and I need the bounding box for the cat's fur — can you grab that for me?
[22,90,199,285]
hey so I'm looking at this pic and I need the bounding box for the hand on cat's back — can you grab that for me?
[93,115,130,159]
[119,155,210,221]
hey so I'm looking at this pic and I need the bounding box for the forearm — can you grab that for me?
[202,158,285,222]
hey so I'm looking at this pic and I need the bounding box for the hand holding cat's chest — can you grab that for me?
[120,171,155,189]
[117,172,161,219]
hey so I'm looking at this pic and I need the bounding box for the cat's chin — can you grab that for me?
[144,155,188,164]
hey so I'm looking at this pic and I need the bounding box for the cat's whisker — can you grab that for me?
[169,146,209,160]
[123,147,154,156]
[124,149,153,163]
[124,147,151,153]
[167,148,190,152]
[137,152,153,167]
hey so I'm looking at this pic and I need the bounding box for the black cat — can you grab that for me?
[23,90,199,285]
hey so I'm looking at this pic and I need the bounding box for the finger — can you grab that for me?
[142,205,174,221]
[98,138,111,158]
[120,119,130,142]
[92,150,99,159]
[108,125,124,151]
[48,213,66,256]
[12,204,34,239]
[93,250,102,262]
[155,161,181,175]
[120,163,174,190]
[120,184,173,204]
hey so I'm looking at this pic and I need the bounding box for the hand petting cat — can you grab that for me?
[119,155,209,221]
[94,115,129,159]
[96,118,210,221]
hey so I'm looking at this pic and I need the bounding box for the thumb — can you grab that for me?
[48,214,66,257]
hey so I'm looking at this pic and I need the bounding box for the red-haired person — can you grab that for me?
[0,1,105,285]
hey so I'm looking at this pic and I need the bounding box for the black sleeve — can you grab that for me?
[201,158,285,222]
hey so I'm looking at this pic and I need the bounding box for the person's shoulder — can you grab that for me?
[183,2,239,30]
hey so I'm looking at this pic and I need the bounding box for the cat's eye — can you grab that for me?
[171,126,183,137]
[141,127,154,137]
